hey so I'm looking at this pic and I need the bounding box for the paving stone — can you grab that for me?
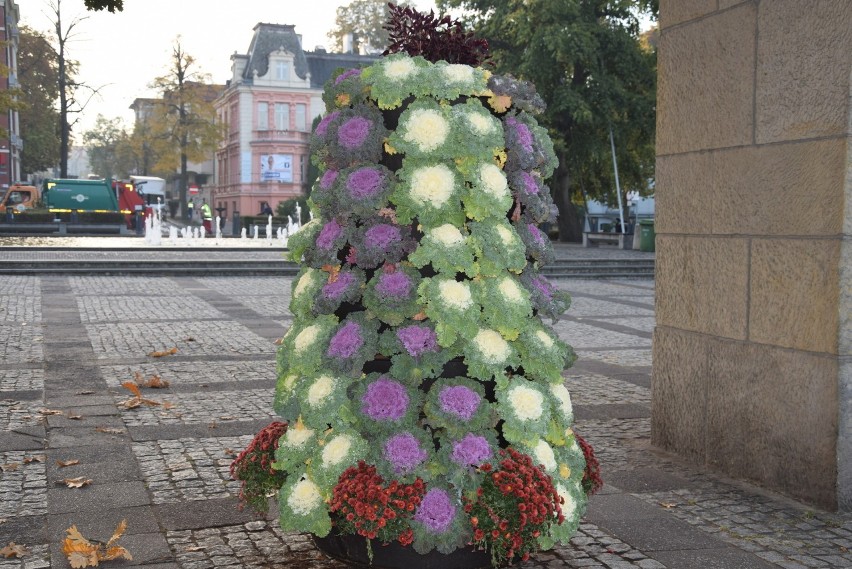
[99,359,276,388]
[0,324,43,364]
[113,388,276,427]
[76,295,227,323]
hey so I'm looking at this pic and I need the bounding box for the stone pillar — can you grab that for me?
[653,0,852,510]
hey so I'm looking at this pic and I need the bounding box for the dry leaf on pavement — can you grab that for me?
[63,521,132,568]
[0,463,19,472]
[38,408,63,416]
[95,427,124,435]
[57,459,80,468]
[68,414,83,420]
[22,455,45,464]
[59,477,92,488]
[0,542,29,558]
[118,382,162,409]
[133,372,170,389]
[147,347,178,358]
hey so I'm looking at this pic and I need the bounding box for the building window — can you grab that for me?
[300,155,305,183]
[296,103,307,131]
[275,61,289,81]
[257,102,268,130]
[275,103,290,131]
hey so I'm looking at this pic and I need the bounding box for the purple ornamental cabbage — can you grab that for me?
[450,433,492,467]
[413,488,456,534]
[347,168,384,199]
[531,276,555,300]
[375,271,412,298]
[364,224,402,251]
[327,321,364,359]
[315,111,340,137]
[528,223,547,246]
[521,171,539,195]
[507,116,534,153]
[320,169,339,190]
[338,117,372,149]
[438,385,481,421]
[335,68,361,85]
[361,377,409,421]
[316,220,343,250]
[383,432,427,474]
[322,272,355,299]
[396,325,438,358]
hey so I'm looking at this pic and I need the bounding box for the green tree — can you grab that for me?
[18,26,60,176]
[328,0,408,53]
[440,0,657,241]
[83,0,123,11]
[82,115,135,179]
[149,39,221,219]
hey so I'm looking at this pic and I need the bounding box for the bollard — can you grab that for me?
[232,212,240,236]
[135,212,144,235]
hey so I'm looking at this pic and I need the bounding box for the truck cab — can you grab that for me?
[0,184,39,213]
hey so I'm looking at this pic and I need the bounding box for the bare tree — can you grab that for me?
[149,39,221,219]
[47,0,103,177]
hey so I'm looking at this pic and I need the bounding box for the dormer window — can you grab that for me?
[275,61,290,80]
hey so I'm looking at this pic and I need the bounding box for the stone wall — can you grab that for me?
[653,0,852,510]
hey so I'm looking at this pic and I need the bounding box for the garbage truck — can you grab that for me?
[42,178,123,214]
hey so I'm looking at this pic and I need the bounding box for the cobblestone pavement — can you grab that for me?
[0,272,849,569]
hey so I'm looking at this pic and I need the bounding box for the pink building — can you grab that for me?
[213,23,375,220]
[0,0,20,188]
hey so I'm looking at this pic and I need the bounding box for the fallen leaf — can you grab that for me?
[63,521,132,567]
[60,477,92,488]
[76,390,96,395]
[183,545,205,552]
[184,337,195,342]
[68,414,83,420]
[0,463,19,472]
[23,455,45,464]
[162,401,175,410]
[121,382,142,398]
[223,448,237,457]
[142,375,169,389]
[208,421,217,429]
[219,416,236,421]
[0,519,6,524]
[147,347,178,358]
[273,337,284,345]
[38,408,63,416]
[660,502,677,509]
[0,542,29,558]
[57,459,80,468]
[95,427,124,435]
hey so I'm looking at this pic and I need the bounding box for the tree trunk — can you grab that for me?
[56,12,69,178]
[552,160,583,243]
[180,150,188,220]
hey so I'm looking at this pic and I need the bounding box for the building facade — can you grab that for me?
[0,0,20,189]
[213,23,375,220]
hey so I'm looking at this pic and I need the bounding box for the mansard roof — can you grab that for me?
[243,23,310,81]
[304,50,379,88]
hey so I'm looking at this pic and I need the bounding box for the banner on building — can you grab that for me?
[260,154,293,182]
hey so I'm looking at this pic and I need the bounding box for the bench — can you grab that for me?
[582,231,630,249]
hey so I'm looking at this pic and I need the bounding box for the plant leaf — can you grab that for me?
[0,542,29,558]
[57,459,80,468]
[120,382,142,398]
[147,347,178,357]
[61,477,93,488]
[23,455,45,464]
[105,520,127,548]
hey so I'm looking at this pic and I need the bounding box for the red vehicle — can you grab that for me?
[114,176,167,229]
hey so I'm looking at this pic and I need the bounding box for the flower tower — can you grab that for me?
[270,6,588,566]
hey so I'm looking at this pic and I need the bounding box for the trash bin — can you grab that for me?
[639,219,655,252]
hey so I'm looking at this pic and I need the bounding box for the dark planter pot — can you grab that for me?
[313,530,492,569]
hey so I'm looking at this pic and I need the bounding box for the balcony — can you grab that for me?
[252,129,310,144]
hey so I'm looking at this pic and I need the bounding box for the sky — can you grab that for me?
[19,0,438,135]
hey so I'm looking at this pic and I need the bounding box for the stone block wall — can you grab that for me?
[653,0,852,510]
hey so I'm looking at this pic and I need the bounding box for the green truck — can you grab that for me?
[42,178,122,213]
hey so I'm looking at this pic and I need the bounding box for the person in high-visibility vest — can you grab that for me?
[187,200,194,221]
[201,200,212,233]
